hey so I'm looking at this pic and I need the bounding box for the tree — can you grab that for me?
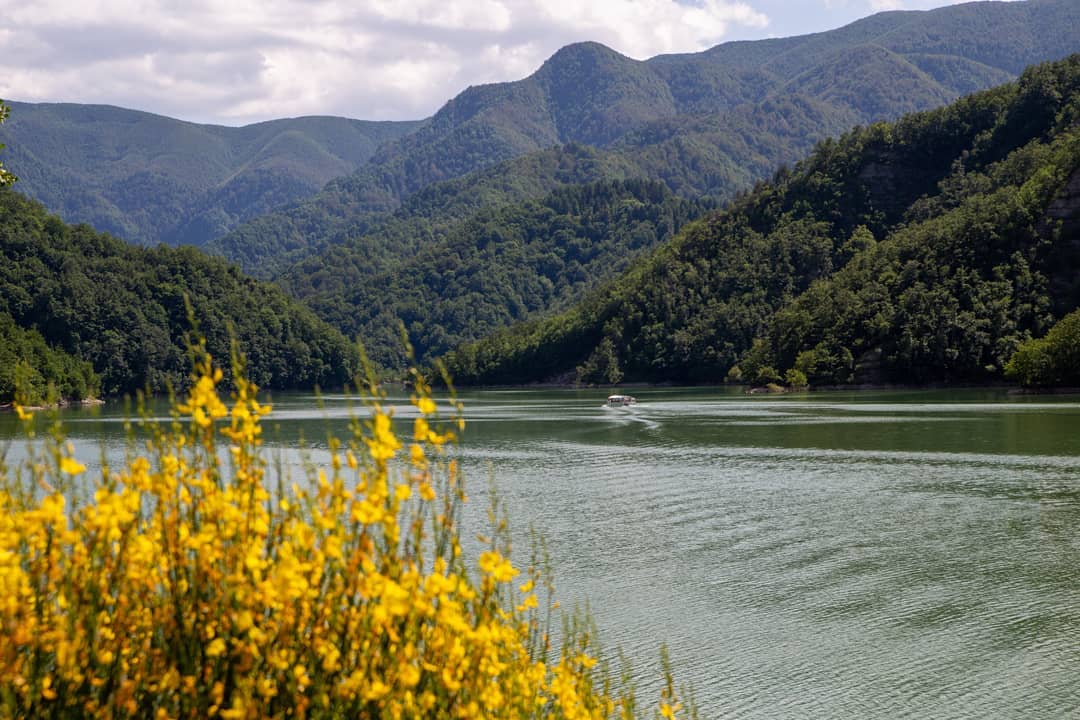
[1005,309,1080,387]
[0,100,15,186]
[784,368,809,388]
[576,337,624,385]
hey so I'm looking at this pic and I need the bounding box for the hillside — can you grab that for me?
[211,0,1080,274]
[208,143,643,277]
[0,103,419,246]
[443,55,1080,386]
[0,188,356,396]
[0,311,98,405]
[286,178,710,368]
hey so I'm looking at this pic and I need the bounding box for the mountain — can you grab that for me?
[208,143,643,278]
[285,178,709,368]
[0,102,419,246]
[0,188,356,396]
[442,54,1080,386]
[211,0,1080,274]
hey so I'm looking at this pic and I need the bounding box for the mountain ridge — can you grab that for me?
[208,0,1080,275]
[0,101,421,246]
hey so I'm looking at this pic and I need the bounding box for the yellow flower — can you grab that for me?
[351,499,385,525]
[0,348,671,719]
[367,413,401,461]
[410,443,426,466]
[59,457,86,475]
[660,701,683,718]
[478,551,519,583]
[399,663,420,688]
[381,579,411,617]
[363,680,389,701]
[478,550,501,574]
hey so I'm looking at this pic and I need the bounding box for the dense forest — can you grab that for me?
[0,188,356,397]
[1006,307,1080,387]
[285,178,710,368]
[209,143,643,277]
[0,307,98,405]
[443,55,1080,387]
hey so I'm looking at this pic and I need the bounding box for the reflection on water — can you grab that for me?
[3,387,1080,718]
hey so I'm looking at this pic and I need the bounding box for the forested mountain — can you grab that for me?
[443,54,1080,387]
[212,0,1080,274]
[0,102,419,246]
[285,178,709,368]
[208,143,642,277]
[0,188,356,396]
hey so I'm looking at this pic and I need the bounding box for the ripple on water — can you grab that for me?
[12,389,1080,718]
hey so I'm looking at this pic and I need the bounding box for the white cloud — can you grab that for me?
[818,0,967,13]
[868,0,908,10]
[0,0,769,124]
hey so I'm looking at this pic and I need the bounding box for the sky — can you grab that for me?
[0,0,982,126]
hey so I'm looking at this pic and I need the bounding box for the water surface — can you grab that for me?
[4,387,1079,718]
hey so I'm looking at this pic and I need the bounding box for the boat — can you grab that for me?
[606,394,637,406]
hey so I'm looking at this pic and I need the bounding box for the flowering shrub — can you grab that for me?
[0,345,690,719]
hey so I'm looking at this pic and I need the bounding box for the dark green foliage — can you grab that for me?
[0,189,356,396]
[213,143,642,278]
[783,368,808,388]
[1005,308,1080,387]
[211,0,1080,276]
[444,55,1080,387]
[0,311,98,404]
[285,178,707,368]
[576,337,624,386]
[0,103,419,246]
[760,59,1080,385]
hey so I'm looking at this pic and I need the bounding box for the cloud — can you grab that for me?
[822,0,970,14]
[0,0,769,125]
[868,0,908,10]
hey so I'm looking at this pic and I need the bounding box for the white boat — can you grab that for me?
[606,394,637,406]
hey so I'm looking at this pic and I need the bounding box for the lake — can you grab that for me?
[3,386,1080,718]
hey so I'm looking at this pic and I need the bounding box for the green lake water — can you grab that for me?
[3,387,1080,718]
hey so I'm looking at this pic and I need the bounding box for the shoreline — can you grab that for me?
[441,380,1080,395]
[0,398,105,413]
